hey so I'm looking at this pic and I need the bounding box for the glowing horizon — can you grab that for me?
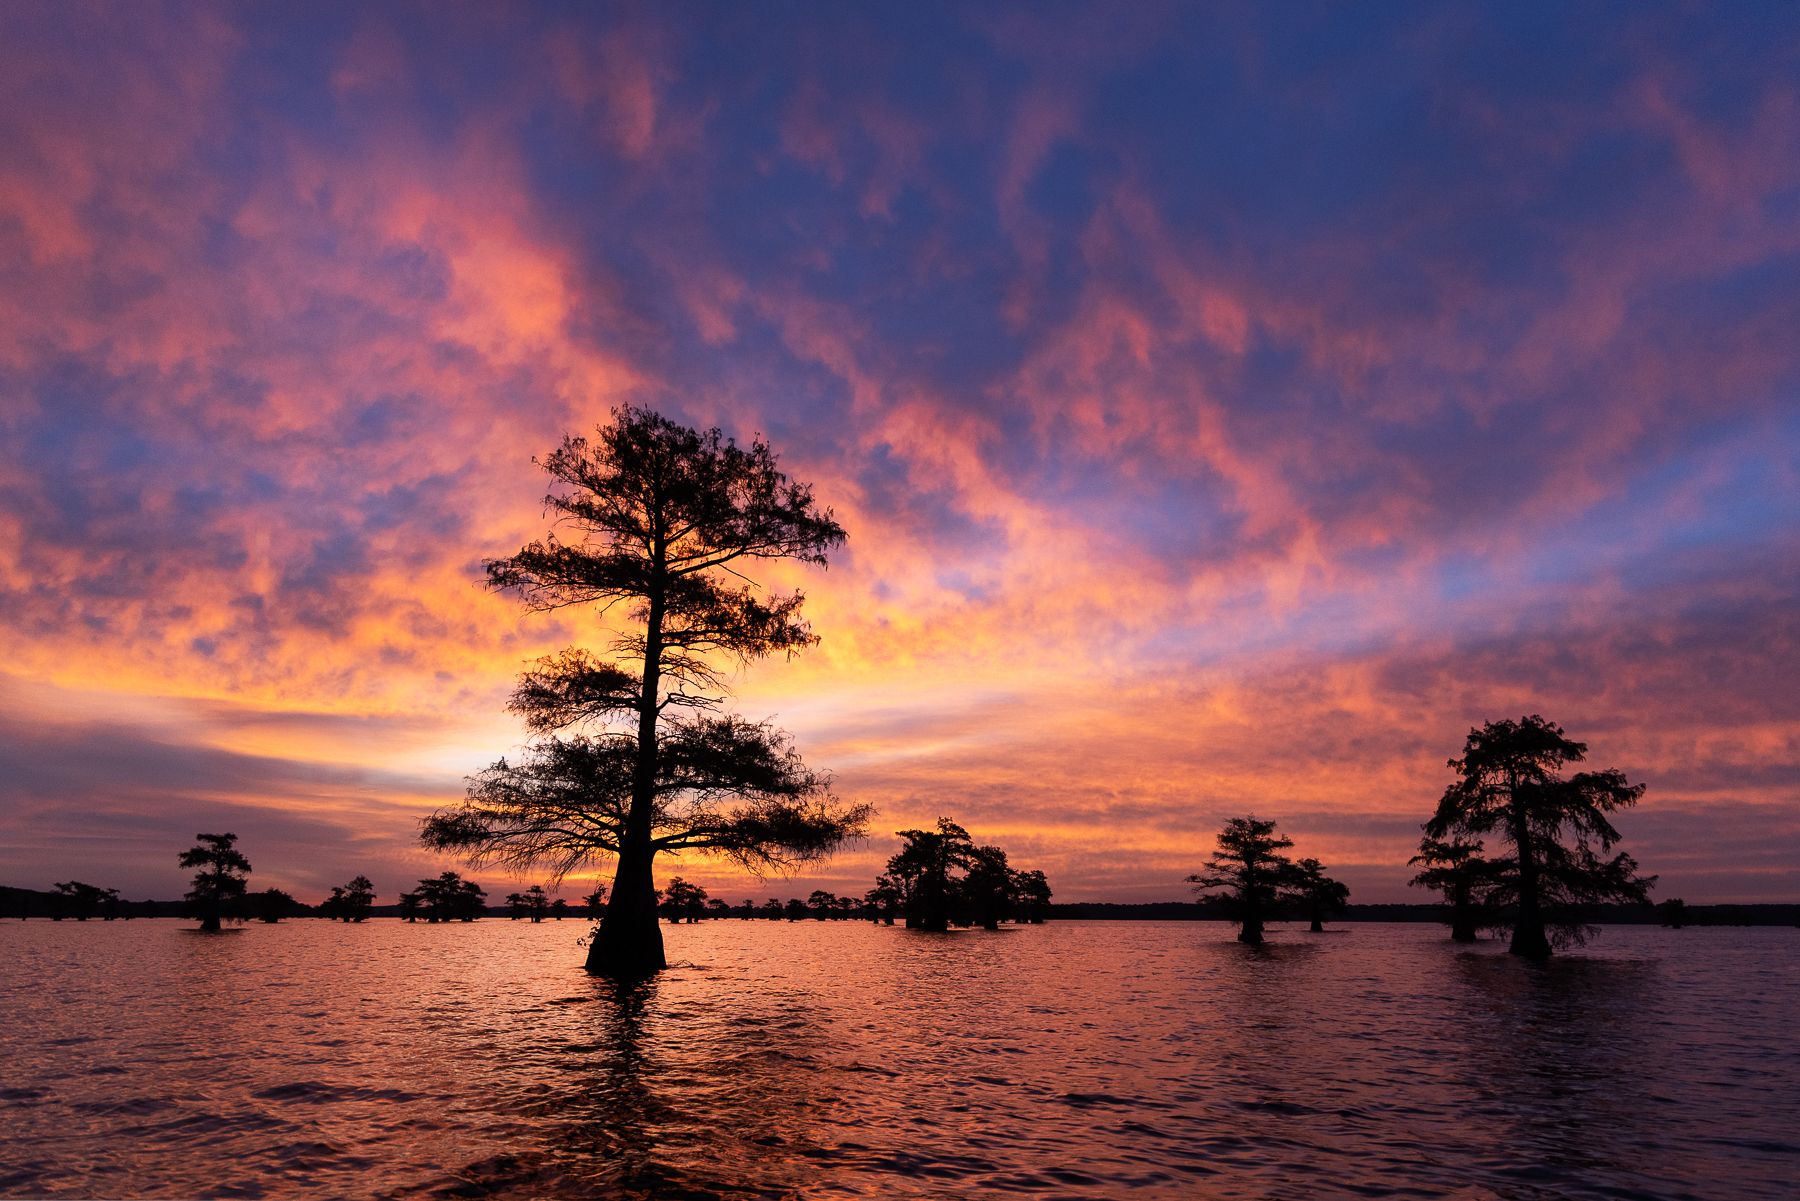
[1,3,1796,907]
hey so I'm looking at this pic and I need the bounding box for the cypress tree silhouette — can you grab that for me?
[1426,716,1655,958]
[1407,836,1496,942]
[865,876,902,924]
[324,876,377,922]
[1187,817,1293,945]
[879,819,1048,931]
[1011,869,1053,924]
[661,877,707,923]
[51,881,116,921]
[413,871,486,922]
[252,888,299,923]
[885,819,974,931]
[179,833,251,931]
[1287,857,1350,932]
[422,408,868,976]
[962,845,1016,930]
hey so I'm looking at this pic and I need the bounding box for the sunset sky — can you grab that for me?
[2,3,1796,907]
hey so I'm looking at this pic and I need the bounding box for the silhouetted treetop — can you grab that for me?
[661,877,707,923]
[1012,869,1053,924]
[484,409,846,681]
[1430,716,1644,850]
[413,871,486,922]
[253,888,299,924]
[332,875,376,922]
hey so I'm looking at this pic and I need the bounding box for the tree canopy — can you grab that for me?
[253,888,300,924]
[661,877,708,922]
[322,875,376,922]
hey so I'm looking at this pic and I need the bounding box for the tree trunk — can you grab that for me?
[1450,890,1477,942]
[200,871,222,931]
[1238,881,1263,944]
[586,845,665,977]
[1509,920,1551,959]
[1310,917,1324,933]
[1507,791,1551,959]
[587,566,669,979]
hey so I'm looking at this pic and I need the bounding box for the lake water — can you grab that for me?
[0,919,1794,1199]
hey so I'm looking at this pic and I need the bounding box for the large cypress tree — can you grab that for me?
[424,406,868,977]
[1425,715,1655,959]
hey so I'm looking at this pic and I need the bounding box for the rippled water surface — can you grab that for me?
[1,920,1795,1199]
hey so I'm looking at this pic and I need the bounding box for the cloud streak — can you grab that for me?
[0,2,1794,905]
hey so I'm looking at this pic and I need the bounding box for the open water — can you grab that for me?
[0,919,1794,1199]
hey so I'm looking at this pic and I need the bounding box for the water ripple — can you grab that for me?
[0,921,1794,1199]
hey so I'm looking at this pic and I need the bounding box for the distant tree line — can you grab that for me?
[9,716,1675,966]
[13,839,509,928]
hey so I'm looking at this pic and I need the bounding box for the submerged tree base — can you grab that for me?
[584,918,667,976]
[1508,923,1552,959]
[585,939,667,978]
[585,881,668,977]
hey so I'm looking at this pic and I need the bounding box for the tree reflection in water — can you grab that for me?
[400,976,833,1200]
[1450,952,1666,1190]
